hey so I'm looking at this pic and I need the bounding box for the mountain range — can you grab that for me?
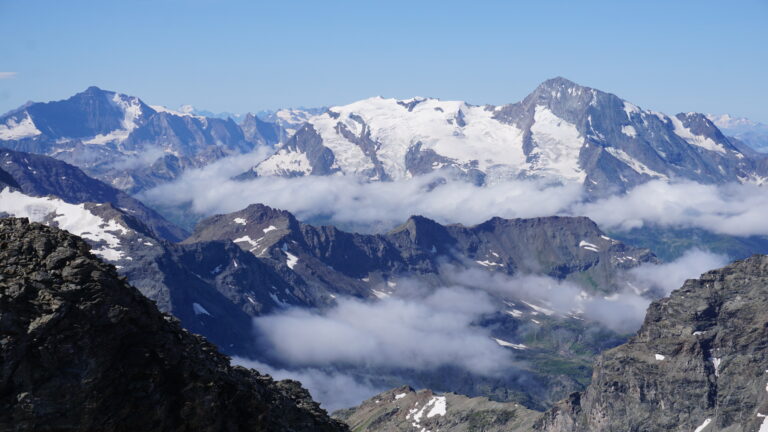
[0,87,280,193]
[245,77,767,196]
[7,215,768,431]
[3,78,768,200]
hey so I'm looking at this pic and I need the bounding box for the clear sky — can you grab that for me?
[1,0,766,121]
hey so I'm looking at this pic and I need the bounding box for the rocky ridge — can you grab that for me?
[0,218,347,432]
[536,255,768,432]
[334,386,540,432]
[186,203,657,302]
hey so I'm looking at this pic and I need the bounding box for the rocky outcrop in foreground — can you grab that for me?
[536,255,768,432]
[0,218,347,432]
[334,386,540,432]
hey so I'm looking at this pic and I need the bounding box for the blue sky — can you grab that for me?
[1,0,766,121]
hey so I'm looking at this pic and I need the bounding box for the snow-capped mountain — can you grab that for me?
[246,78,763,195]
[0,87,280,193]
[707,113,768,153]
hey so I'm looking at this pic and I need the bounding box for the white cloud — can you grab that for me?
[252,287,514,376]
[140,152,768,239]
[576,180,768,237]
[140,165,582,231]
[440,265,650,333]
[0,72,17,79]
[438,249,727,333]
[247,248,727,382]
[626,248,729,295]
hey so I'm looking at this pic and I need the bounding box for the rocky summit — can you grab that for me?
[536,255,768,432]
[0,218,347,432]
[334,386,541,432]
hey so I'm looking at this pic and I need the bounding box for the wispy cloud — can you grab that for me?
[0,72,17,79]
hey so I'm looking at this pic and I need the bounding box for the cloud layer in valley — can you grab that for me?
[253,287,513,376]
[140,153,768,238]
[236,249,728,410]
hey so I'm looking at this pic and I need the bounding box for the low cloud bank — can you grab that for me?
[576,181,768,237]
[253,287,513,376]
[141,168,581,230]
[441,266,650,333]
[140,154,768,238]
[439,248,727,333]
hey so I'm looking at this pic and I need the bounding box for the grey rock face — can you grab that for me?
[0,166,19,189]
[334,386,541,432]
[0,218,347,432]
[241,112,282,146]
[536,255,768,432]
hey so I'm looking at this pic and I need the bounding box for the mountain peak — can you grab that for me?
[525,76,600,106]
[537,76,586,91]
[388,215,451,249]
[82,85,107,94]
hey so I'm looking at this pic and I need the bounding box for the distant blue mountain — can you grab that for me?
[0,87,282,193]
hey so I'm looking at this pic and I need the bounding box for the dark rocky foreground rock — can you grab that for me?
[536,255,768,432]
[334,386,540,432]
[0,218,347,432]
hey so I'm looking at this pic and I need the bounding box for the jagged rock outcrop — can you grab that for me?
[536,255,768,432]
[0,218,347,432]
[334,386,540,432]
